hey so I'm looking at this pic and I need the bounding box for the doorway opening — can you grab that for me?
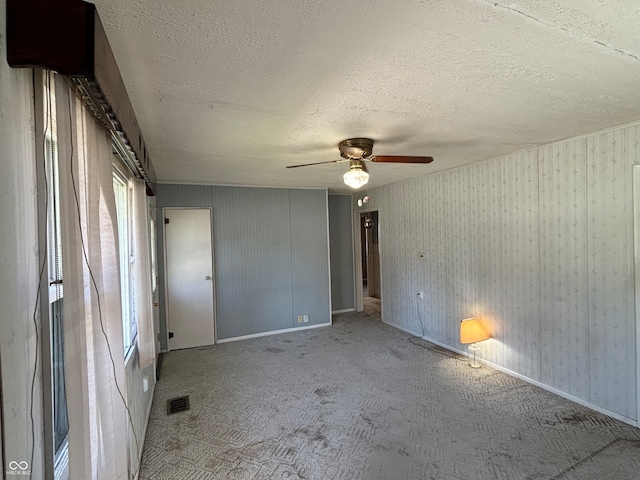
[357,210,381,318]
[633,165,640,424]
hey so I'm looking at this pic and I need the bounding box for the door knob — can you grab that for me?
[206,276,211,280]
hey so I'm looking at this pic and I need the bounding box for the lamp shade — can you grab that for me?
[460,318,490,344]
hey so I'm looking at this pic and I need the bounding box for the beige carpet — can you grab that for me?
[362,296,381,316]
[139,310,640,479]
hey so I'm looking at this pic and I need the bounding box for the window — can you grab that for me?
[46,133,63,303]
[113,168,137,356]
[42,72,69,477]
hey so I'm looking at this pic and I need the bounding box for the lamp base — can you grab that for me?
[468,343,482,368]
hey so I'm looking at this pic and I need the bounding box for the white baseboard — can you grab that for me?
[385,320,639,428]
[217,322,332,344]
[332,308,356,314]
[483,360,638,427]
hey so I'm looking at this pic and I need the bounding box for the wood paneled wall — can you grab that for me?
[156,185,331,344]
[328,195,355,311]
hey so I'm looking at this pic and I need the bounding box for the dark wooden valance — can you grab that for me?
[7,0,157,195]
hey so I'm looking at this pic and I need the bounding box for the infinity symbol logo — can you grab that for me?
[8,461,29,471]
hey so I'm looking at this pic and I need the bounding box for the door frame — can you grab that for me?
[633,165,640,425]
[162,206,217,350]
[353,206,382,314]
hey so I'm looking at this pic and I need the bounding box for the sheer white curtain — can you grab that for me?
[55,76,130,479]
[133,178,155,370]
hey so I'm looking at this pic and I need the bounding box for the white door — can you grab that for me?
[164,208,215,350]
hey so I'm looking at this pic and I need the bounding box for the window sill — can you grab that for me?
[124,342,137,367]
[54,441,69,480]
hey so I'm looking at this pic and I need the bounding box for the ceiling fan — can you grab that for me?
[286,138,434,188]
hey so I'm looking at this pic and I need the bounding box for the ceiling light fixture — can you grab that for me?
[343,160,369,189]
[357,195,370,207]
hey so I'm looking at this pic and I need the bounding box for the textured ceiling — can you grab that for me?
[93,0,640,192]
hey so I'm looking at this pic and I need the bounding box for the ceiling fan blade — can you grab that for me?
[286,159,342,168]
[370,155,434,164]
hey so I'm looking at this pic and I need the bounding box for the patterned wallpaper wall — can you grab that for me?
[361,122,640,422]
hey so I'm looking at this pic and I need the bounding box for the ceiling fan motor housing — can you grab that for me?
[349,159,367,171]
[339,138,374,160]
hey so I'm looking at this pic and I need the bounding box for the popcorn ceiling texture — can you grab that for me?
[92,0,640,191]
[139,310,640,479]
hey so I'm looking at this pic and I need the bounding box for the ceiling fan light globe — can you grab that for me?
[343,169,369,189]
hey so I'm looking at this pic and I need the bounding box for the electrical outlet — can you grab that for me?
[297,315,303,324]
[417,292,424,299]
[303,315,309,323]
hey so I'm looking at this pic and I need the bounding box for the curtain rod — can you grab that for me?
[7,0,157,195]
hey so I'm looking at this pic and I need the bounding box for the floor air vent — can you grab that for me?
[167,395,190,415]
